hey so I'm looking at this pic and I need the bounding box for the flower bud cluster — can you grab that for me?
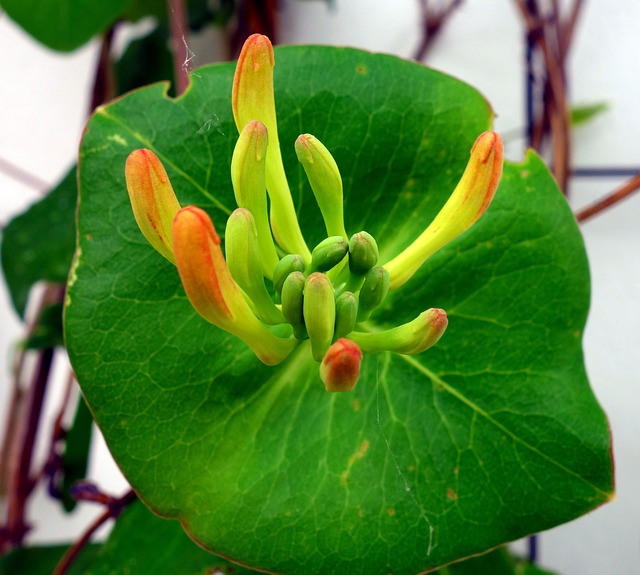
[124,34,503,392]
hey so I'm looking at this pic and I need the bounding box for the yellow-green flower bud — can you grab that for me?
[384,131,503,289]
[232,34,311,261]
[231,120,279,278]
[348,231,378,276]
[272,254,306,297]
[281,271,307,340]
[225,208,284,325]
[309,236,349,273]
[357,266,390,321]
[334,291,358,340]
[303,272,336,361]
[349,308,447,354]
[320,339,363,392]
[295,133,348,239]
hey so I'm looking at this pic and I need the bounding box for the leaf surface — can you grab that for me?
[65,46,613,574]
[1,166,77,317]
[0,0,129,51]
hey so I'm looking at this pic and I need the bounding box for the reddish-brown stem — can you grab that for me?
[0,155,49,195]
[90,27,116,113]
[51,490,136,575]
[575,173,640,223]
[166,0,190,95]
[413,0,465,62]
[0,284,65,553]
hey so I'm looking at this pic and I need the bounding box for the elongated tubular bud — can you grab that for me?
[348,308,448,354]
[348,231,378,276]
[231,121,279,278]
[320,339,363,392]
[281,271,307,340]
[357,266,390,321]
[295,134,348,239]
[384,131,504,289]
[309,236,349,273]
[272,254,306,297]
[232,34,310,261]
[172,206,296,365]
[225,208,284,325]
[334,291,358,340]
[303,272,336,361]
[125,149,181,263]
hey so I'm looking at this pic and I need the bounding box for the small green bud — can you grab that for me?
[281,271,307,340]
[225,208,284,325]
[303,272,336,361]
[272,254,306,296]
[357,266,390,321]
[348,231,379,275]
[309,236,348,273]
[295,134,348,239]
[334,291,358,340]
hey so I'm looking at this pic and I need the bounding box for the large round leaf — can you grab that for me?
[65,46,613,574]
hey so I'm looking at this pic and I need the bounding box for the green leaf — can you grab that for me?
[115,26,175,97]
[0,0,130,52]
[86,498,259,574]
[24,302,64,349]
[570,101,609,127]
[0,544,99,575]
[66,46,613,575]
[1,166,77,318]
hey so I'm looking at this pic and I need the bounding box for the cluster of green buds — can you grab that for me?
[125,34,503,392]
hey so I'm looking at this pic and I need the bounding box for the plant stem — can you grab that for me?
[167,0,190,95]
[0,284,65,553]
[51,489,136,575]
[413,0,465,62]
[575,173,640,223]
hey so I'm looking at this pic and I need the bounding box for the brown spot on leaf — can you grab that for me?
[447,488,457,500]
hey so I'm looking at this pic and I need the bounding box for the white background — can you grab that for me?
[1,1,638,573]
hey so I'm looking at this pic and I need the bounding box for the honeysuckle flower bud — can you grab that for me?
[272,254,306,297]
[295,134,348,239]
[281,271,307,340]
[334,291,358,340]
[172,206,296,365]
[384,131,504,289]
[348,231,378,276]
[231,120,279,277]
[225,208,284,325]
[357,266,390,321]
[125,149,181,264]
[320,338,363,392]
[309,236,349,273]
[349,308,448,355]
[303,272,336,361]
[125,36,498,392]
[232,34,310,261]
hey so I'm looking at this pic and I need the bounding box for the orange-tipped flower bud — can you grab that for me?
[320,338,363,392]
[125,149,181,263]
[232,34,310,260]
[385,131,503,289]
[172,206,296,365]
